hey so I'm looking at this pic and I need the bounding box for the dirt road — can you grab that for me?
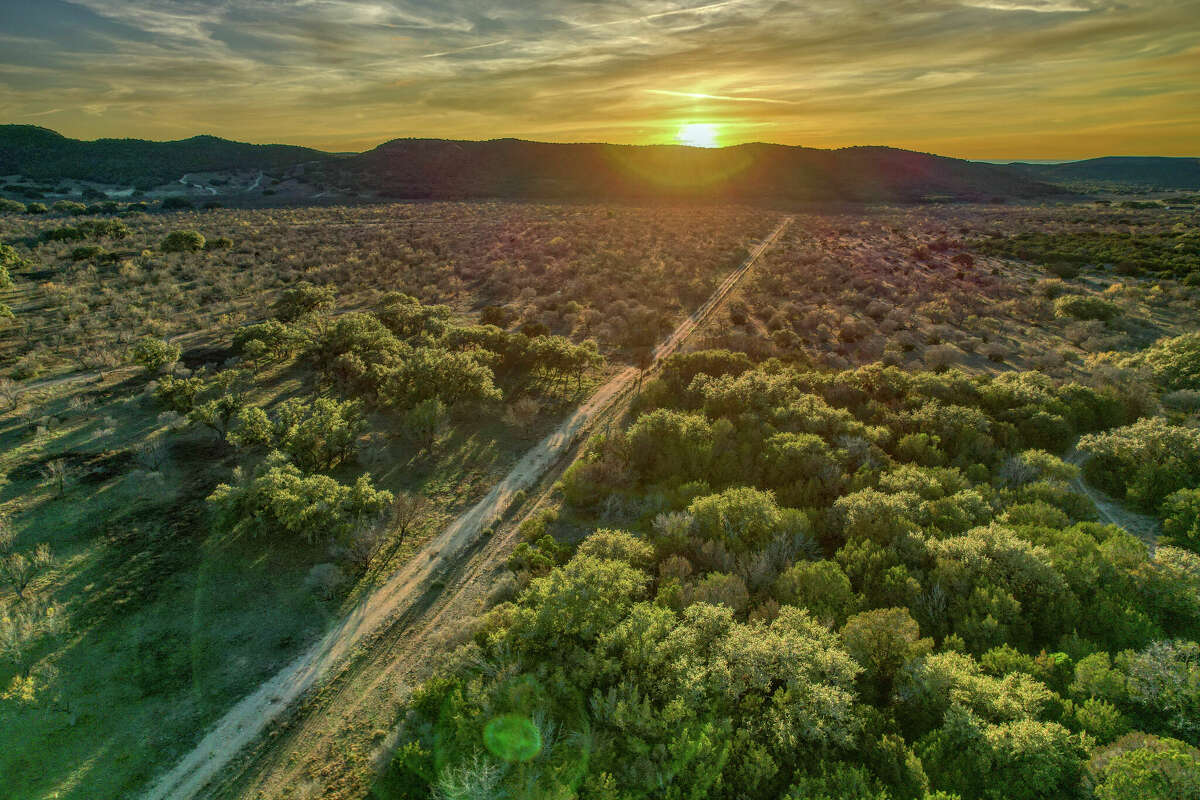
[141,216,793,800]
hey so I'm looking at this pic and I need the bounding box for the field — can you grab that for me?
[1,198,1199,800]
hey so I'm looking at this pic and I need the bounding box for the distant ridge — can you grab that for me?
[0,124,1069,202]
[1010,156,1200,189]
[347,138,1058,202]
[0,125,328,185]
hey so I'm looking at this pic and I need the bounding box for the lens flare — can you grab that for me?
[483,713,542,762]
[675,123,719,148]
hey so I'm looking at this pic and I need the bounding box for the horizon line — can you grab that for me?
[3,122,1198,164]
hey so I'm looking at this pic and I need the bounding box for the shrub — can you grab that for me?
[52,200,87,215]
[25,202,47,214]
[274,281,335,322]
[1134,333,1200,391]
[70,245,106,262]
[1054,294,1120,322]
[160,230,206,252]
[0,243,23,285]
[160,196,193,210]
[204,236,233,250]
[1078,418,1200,510]
[129,336,181,375]
[207,452,392,543]
[0,198,26,214]
[1047,262,1081,279]
[1161,488,1200,553]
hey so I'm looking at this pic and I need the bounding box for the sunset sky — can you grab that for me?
[1,0,1197,159]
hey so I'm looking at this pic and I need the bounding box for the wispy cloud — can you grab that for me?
[960,1,1093,11]
[646,89,796,105]
[2,0,1195,158]
[423,39,511,58]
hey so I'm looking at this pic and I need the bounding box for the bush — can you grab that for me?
[0,198,26,214]
[160,230,206,252]
[1161,488,1200,553]
[204,236,233,250]
[70,245,106,262]
[129,336,181,375]
[274,281,335,322]
[52,200,87,215]
[160,196,193,210]
[1054,294,1121,322]
[25,202,47,214]
[0,243,24,285]
[1047,262,1081,279]
[1078,418,1200,510]
[1134,333,1200,391]
[207,452,392,543]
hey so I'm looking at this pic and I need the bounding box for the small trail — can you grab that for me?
[1067,447,1160,550]
[178,174,219,195]
[141,216,793,800]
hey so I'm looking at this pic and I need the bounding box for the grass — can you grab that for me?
[0,350,605,799]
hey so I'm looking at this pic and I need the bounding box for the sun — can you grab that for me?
[675,122,720,148]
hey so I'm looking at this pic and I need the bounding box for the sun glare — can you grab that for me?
[675,122,719,148]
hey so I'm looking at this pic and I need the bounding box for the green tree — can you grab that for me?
[274,281,335,323]
[1161,488,1200,553]
[627,409,713,485]
[1078,419,1200,511]
[1122,639,1200,740]
[402,397,449,455]
[1054,294,1120,322]
[1131,332,1200,391]
[154,374,204,413]
[207,452,392,544]
[129,336,181,375]
[688,487,803,554]
[377,347,501,410]
[842,608,932,702]
[1089,733,1200,800]
[232,319,303,367]
[226,406,273,450]
[188,369,252,440]
[271,397,365,472]
[0,242,22,288]
[774,559,860,627]
[835,488,919,547]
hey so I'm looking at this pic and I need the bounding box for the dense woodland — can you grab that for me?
[0,197,1197,799]
[382,348,1200,799]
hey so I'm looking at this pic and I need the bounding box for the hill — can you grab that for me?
[1011,156,1200,189]
[346,138,1060,202]
[0,126,1062,202]
[0,125,332,186]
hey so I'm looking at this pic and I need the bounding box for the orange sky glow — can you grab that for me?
[1,0,1197,159]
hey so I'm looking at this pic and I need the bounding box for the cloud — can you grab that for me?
[960,1,1092,11]
[645,89,797,104]
[2,0,1194,157]
[423,39,512,58]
